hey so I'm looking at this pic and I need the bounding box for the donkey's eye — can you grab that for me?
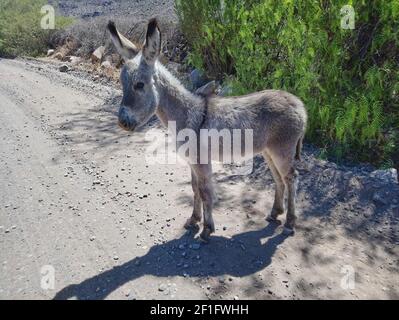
[134,82,145,90]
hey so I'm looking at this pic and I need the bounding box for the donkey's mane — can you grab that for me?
[152,59,206,130]
[155,61,203,105]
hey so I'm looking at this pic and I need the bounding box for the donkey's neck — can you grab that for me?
[154,62,205,132]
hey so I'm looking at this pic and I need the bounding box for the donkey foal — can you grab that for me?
[108,19,307,241]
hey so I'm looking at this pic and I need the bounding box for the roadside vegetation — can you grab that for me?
[176,0,399,168]
[0,0,73,57]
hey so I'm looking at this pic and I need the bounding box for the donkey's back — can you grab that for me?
[206,89,307,155]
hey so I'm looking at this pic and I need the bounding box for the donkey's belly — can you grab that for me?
[199,133,256,165]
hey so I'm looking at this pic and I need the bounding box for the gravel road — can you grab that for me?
[0,58,398,300]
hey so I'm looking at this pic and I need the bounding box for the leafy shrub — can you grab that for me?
[0,0,73,57]
[176,0,399,167]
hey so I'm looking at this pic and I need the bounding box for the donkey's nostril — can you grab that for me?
[118,120,136,131]
[118,121,129,130]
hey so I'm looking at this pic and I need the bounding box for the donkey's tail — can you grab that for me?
[295,135,304,161]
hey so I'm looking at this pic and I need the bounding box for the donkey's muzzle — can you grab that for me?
[118,106,137,132]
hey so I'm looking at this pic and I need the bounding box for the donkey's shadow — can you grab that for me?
[54,222,289,300]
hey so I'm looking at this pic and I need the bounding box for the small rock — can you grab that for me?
[190,69,208,89]
[69,56,82,65]
[158,283,168,292]
[91,46,105,64]
[59,65,69,73]
[47,49,55,56]
[113,255,119,261]
[90,236,96,241]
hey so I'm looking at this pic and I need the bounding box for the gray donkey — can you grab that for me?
[107,18,307,241]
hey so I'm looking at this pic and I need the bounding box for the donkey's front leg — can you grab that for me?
[184,168,202,230]
[192,164,215,242]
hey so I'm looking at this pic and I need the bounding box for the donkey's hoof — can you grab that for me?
[266,214,281,224]
[282,226,295,236]
[199,227,214,243]
[184,218,200,231]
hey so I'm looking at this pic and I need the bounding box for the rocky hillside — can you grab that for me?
[52,0,177,21]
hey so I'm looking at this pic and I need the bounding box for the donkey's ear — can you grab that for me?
[107,21,138,60]
[142,18,161,65]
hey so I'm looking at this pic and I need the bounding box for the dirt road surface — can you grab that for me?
[0,58,398,300]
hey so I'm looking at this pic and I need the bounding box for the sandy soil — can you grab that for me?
[0,58,398,300]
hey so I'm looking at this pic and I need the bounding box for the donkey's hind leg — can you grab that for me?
[191,164,215,242]
[282,166,298,235]
[184,168,202,230]
[263,151,285,223]
[268,148,298,235]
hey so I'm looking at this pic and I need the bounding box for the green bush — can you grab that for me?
[0,0,73,57]
[176,0,399,167]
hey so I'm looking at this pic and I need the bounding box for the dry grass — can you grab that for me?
[51,16,186,63]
